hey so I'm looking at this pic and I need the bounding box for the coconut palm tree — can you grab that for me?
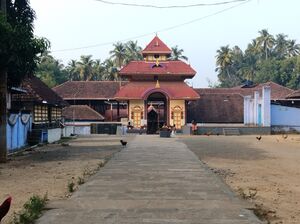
[274,33,288,59]
[91,59,105,80]
[287,40,300,57]
[170,45,188,61]
[66,59,79,81]
[103,59,118,81]
[246,39,261,57]
[256,29,275,60]
[125,40,143,63]
[110,42,127,69]
[77,55,94,81]
[215,45,233,78]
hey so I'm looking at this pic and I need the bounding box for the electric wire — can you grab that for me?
[94,0,249,9]
[51,0,252,53]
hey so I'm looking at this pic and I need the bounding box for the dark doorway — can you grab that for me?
[147,109,158,134]
[147,92,167,134]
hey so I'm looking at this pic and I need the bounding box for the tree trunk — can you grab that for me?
[0,0,6,15]
[0,69,7,162]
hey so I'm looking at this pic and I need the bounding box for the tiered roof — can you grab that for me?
[119,61,196,78]
[114,81,199,100]
[141,36,172,55]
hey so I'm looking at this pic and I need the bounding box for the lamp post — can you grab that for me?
[72,88,80,134]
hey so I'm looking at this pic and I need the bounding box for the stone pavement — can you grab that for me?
[37,135,261,224]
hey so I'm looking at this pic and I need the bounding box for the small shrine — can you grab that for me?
[115,36,199,134]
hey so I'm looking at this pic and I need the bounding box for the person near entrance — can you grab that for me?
[191,120,197,135]
[171,124,176,137]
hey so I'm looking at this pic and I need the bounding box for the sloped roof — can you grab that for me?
[197,81,293,100]
[115,81,199,100]
[53,81,128,100]
[119,61,196,77]
[286,89,300,99]
[63,105,104,121]
[13,75,67,106]
[142,36,172,54]
[188,92,244,123]
[231,81,293,100]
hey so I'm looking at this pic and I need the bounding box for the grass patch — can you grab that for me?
[67,181,75,193]
[13,194,48,224]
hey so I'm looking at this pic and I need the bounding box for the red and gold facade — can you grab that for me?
[115,36,199,133]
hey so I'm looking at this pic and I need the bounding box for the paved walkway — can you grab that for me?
[37,136,261,224]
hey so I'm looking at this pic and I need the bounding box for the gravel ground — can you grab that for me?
[0,135,131,224]
[180,135,300,224]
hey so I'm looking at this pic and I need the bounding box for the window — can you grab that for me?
[34,105,48,122]
[51,107,62,121]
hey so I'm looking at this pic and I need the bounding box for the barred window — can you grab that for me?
[34,105,48,122]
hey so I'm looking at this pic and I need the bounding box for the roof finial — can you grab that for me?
[155,79,160,88]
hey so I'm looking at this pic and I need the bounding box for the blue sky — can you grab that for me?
[31,0,300,87]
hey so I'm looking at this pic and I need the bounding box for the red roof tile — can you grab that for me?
[13,75,67,106]
[53,81,128,100]
[142,36,172,54]
[188,93,244,123]
[115,81,199,100]
[196,81,293,100]
[119,61,196,77]
[285,89,300,99]
[63,105,104,121]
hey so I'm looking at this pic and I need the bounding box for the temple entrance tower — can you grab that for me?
[115,36,199,133]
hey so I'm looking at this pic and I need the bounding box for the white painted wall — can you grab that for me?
[244,86,271,127]
[74,126,91,135]
[48,128,61,143]
[271,104,300,126]
[63,126,73,137]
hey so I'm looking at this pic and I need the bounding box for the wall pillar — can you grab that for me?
[254,91,259,125]
[262,86,271,127]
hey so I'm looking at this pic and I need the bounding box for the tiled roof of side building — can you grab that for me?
[196,81,294,100]
[53,81,128,100]
[119,61,196,77]
[63,105,105,121]
[141,36,172,54]
[13,75,67,106]
[188,92,244,123]
[285,89,300,99]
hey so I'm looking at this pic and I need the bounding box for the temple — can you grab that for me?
[115,36,199,133]
[53,36,300,136]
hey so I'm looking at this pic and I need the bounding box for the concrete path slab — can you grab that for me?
[37,136,261,224]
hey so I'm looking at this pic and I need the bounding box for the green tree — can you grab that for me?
[286,40,300,57]
[125,40,143,63]
[0,0,49,162]
[35,54,68,87]
[274,33,288,59]
[91,59,105,81]
[66,59,80,81]
[215,45,242,87]
[77,55,94,81]
[103,59,118,81]
[256,29,275,60]
[170,45,188,61]
[110,42,127,69]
